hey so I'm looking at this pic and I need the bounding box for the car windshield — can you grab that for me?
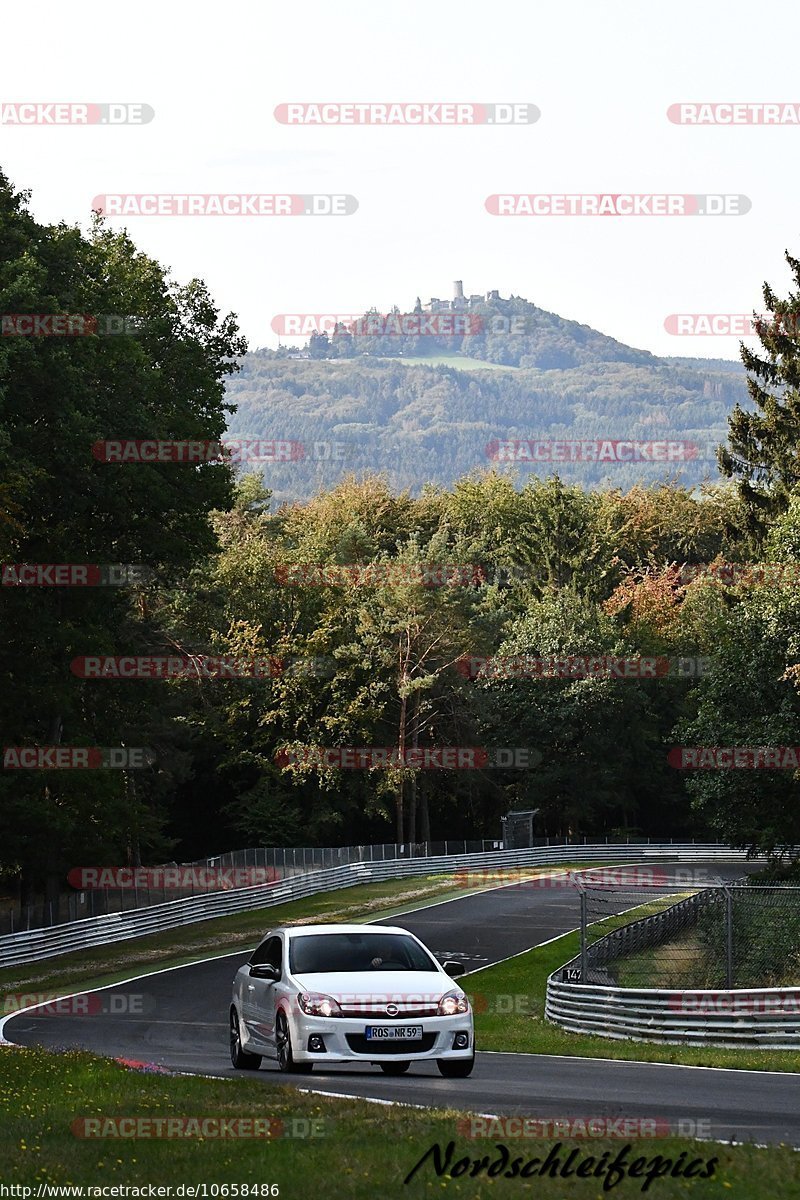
[289,932,438,974]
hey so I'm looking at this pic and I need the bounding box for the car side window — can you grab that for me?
[250,935,282,971]
[264,936,282,972]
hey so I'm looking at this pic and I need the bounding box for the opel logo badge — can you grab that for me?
[386,1003,398,1016]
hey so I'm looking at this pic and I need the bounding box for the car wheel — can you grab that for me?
[230,1008,262,1070]
[379,1061,410,1075]
[437,1053,475,1078]
[275,1010,314,1074]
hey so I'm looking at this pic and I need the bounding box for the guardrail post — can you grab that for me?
[725,888,734,988]
[580,890,588,980]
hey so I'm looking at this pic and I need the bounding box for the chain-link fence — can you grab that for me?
[574,875,800,989]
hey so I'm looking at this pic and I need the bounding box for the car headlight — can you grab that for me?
[438,991,469,1016]
[297,992,342,1017]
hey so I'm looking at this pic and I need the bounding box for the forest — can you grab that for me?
[3,169,800,903]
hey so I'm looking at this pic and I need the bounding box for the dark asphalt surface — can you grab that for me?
[6,860,798,1146]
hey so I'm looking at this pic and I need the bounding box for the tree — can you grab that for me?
[478,590,675,838]
[719,249,800,540]
[308,330,331,359]
[0,169,246,893]
[675,583,800,863]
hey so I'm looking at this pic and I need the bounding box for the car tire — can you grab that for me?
[379,1061,410,1075]
[230,1008,262,1070]
[276,1010,314,1074]
[437,1053,475,1078]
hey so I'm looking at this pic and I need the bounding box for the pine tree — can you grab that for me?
[719,249,800,539]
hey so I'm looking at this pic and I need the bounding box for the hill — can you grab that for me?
[225,290,749,501]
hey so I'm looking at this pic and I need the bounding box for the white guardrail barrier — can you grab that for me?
[544,869,800,1049]
[545,977,800,1050]
[0,843,755,969]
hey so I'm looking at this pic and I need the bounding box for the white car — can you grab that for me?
[230,922,474,1077]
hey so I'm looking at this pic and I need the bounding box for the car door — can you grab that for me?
[243,934,283,1051]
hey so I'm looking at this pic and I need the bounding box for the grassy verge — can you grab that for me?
[0,1045,797,1197]
[616,928,713,989]
[463,930,800,1072]
[586,894,800,990]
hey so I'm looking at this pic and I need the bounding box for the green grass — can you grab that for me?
[463,930,800,1072]
[2,867,800,1194]
[615,928,713,989]
[589,891,699,987]
[0,1045,798,1197]
[590,894,800,990]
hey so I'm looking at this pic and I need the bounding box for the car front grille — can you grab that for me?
[338,1004,439,1019]
[345,1033,437,1055]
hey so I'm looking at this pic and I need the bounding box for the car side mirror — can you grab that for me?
[249,963,280,980]
[443,960,465,977]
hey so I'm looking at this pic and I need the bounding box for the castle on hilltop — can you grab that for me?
[424,281,501,313]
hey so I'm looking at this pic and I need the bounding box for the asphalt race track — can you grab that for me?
[6,861,799,1146]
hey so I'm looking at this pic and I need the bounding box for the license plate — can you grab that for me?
[365,1024,423,1041]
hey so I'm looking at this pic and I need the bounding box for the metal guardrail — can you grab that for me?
[0,843,754,969]
[0,839,505,934]
[547,883,800,1048]
[5,836,720,935]
[546,977,800,1049]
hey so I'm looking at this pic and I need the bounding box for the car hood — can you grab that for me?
[290,970,457,1002]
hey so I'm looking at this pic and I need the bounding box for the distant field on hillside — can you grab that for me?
[373,353,518,370]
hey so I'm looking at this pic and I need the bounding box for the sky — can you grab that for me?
[1,1,799,359]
